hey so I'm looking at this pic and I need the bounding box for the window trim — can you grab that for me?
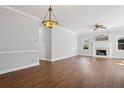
[117,37,124,51]
[82,39,90,50]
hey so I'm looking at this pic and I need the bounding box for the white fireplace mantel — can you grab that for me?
[93,41,112,58]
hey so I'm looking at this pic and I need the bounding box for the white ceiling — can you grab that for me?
[8,5,124,34]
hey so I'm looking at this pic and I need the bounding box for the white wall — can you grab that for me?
[0,6,78,74]
[109,30,124,58]
[39,27,77,61]
[51,27,77,61]
[0,8,4,71]
[0,7,40,74]
[39,27,52,60]
[78,28,124,58]
[78,34,94,56]
[0,54,4,71]
[0,20,2,51]
[0,52,40,74]
[1,8,39,51]
[39,26,77,61]
[0,9,3,51]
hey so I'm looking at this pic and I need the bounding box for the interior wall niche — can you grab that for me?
[95,35,109,41]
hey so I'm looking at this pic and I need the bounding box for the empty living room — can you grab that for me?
[0,2,124,90]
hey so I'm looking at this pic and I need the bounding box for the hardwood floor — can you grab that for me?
[0,56,124,88]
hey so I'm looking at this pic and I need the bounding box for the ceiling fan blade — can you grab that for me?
[100,26,107,29]
[92,24,107,31]
[93,27,97,31]
[99,24,104,27]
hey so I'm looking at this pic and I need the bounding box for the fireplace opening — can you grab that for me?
[96,50,107,56]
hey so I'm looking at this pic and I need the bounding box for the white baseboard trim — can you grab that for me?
[40,58,51,62]
[51,55,77,62]
[40,55,77,62]
[0,63,40,75]
[77,54,92,57]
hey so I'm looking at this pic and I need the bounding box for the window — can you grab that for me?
[82,40,89,50]
[118,37,124,50]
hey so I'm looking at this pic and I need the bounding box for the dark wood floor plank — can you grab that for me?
[0,56,124,88]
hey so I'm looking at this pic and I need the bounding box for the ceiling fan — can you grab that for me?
[93,24,107,31]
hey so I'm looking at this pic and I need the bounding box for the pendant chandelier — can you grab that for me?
[42,6,58,29]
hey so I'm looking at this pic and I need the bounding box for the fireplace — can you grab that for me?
[94,48,110,57]
[93,41,112,58]
[96,49,107,56]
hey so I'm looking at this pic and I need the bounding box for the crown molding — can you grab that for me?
[58,26,77,34]
[0,6,76,33]
[0,6,40,21]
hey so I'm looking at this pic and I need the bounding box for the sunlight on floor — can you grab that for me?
[116,60,124,66]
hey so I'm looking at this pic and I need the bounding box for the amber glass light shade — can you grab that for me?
[42,20,58,29]
[42,6,58,29]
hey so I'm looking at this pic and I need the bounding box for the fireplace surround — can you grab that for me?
[93,41,112,58]
[95,48,109,57]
